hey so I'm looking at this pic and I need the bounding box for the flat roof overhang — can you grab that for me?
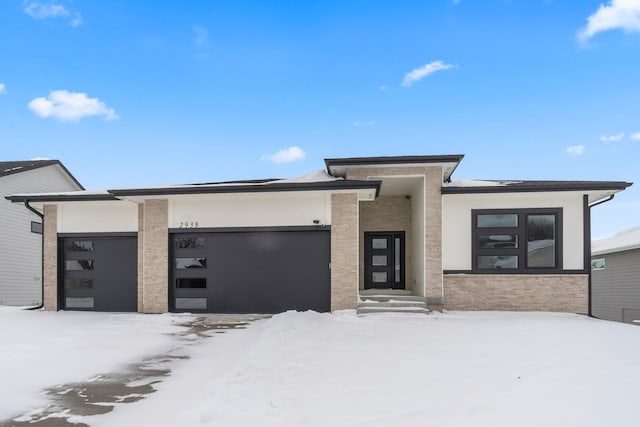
[441,180,633,204]
[325,155,465,182]
[6,180,382,207]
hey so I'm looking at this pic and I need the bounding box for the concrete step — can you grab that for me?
[359,289,411,296]
[357,294,428,315]
[358,301,426,309]
[359,295,427,303]
[357,306,429,315]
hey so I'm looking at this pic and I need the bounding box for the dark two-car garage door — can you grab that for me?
[170,229,330,313]
[61,235,137,311]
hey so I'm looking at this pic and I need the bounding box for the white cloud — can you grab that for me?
[577,0,640,41]
[30,157,51,160]
[28,90,119,122]
[631,132,640,140]
[264,146,306,164]
[402,61,454,87]
[353,121,376,127]
[600,132,625,142]
[0,83,5,94]
[566,145,586,156]
[24,2,83,26]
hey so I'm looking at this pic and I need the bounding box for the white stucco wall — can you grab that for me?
[442,192,585,270]
[57,201,138,233]
[168,192,332,229]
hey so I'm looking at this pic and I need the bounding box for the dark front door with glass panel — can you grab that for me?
[364,231,405,290]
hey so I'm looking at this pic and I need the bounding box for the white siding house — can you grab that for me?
[0,161,83,306]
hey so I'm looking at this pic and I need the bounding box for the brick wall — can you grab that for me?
[43,204,58,311]
[141,199,168,313]
[443,274,589,313]
[331,193,359,310]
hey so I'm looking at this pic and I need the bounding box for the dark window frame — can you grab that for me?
[471,208,563,274]
[31,221,43,234]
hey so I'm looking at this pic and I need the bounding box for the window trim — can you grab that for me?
[471,208,563,274]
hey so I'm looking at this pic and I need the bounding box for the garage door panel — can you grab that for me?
[62,236,137,312]
[171,230,330,313]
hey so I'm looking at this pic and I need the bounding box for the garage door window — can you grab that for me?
[65,241,94,252]
[64,278,94,289]
[176,237,207,249]
[176,278,207,288]
[175,257,207,269]
[65,259,94,271]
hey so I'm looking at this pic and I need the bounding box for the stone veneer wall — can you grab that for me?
[443,274,589,313]
[358,196,412,290]
[141,199,168,313]
[331,193,359,310]
[346,166,443,299]
[43,204,58,311]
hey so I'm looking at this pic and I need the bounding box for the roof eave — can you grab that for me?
[441,182,633,194]
[109,180,382,198]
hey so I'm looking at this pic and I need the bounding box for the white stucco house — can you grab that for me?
[1,160,83,306]
[6,154,632,314]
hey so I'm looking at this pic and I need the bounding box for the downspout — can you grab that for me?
[24,200,44,310]
[586,194,615,318]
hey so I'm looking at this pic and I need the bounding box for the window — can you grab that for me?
[175,258,207,269]
[65,259,94,271]
[65,241,94,252]
[175,237,206,249]
[176,278,207,289]
[31,221,43,234]
[472,209,562,273]
[591,258,605,270]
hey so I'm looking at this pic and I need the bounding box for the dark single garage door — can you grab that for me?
[61,235,137,311]
[170,230,330,313]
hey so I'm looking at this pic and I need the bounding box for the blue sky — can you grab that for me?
[1,0,639,239]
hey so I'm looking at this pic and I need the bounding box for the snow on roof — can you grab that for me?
[443,179,519,187]
[273,170,342,184]
[592,225,640,256]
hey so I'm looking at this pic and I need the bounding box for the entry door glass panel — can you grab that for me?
[364,232,405,290]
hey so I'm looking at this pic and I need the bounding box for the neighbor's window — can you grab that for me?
[472,209,561,272]
[591,258,605,270]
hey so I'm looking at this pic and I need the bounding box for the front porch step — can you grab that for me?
[359,289,411,296]
[357,295,428,315]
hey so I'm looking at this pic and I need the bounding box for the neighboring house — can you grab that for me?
[6,154,632,314]
[0,161,84,306]
[591,226,640,325]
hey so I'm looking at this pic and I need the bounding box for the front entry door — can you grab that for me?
[364,231,405,290]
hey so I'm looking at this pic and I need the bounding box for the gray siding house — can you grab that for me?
[0,161,83,306]
[591,226,640,325]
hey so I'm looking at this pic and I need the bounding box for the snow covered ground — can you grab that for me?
[2,308,640,427]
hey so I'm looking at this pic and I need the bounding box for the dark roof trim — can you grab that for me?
[109,180,382,197]
[5,193,117,203]
[0,160,84,190]
[324,154,465,170]
[441,181,633,194]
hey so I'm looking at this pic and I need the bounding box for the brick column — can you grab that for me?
[331,193,359,310]
[137,203,144,312]
[43,204,58,311]
[425,167,443,303]
[141,199,168,313]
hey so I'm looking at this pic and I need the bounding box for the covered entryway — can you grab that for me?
[170,229,330,313]
[60,235,138,311]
